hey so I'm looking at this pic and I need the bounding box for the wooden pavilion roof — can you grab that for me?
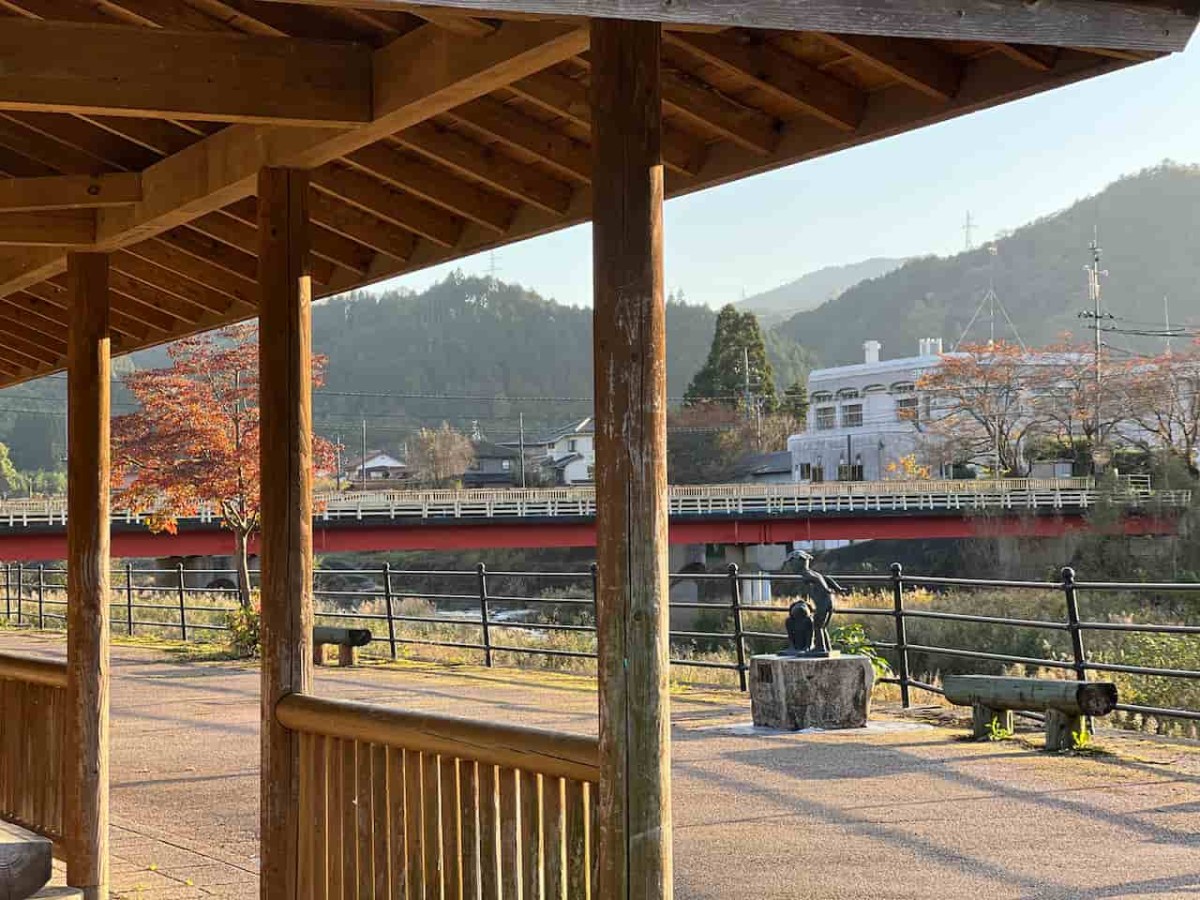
[0,0,1194,388]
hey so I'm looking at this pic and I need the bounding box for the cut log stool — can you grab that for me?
[312,626,372,667]
[0,820,52,900]
[943,676,1118,751]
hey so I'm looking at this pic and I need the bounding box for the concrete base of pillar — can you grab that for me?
[749,654,874,730]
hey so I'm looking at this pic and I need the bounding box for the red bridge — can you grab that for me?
[0,478,1186,561]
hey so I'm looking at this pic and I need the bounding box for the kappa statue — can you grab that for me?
[780,550,846,656]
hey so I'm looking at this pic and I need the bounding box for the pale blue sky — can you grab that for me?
[376,47,1200,309]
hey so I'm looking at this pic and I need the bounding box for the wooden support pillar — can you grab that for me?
[257,167,314,900]
[65,252,110,900]
[590,18,673,899]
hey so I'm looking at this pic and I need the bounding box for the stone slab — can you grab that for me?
[749,653,874,730]
[0,820,52,900]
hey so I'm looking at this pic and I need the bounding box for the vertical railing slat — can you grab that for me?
[499,768,520,900]
[519,770,541,900]
[404,749,423,898]
[342,739,358,898]
[478,764,500,900]
[372,743,391,899]
[441,757,462,900]
[327,738,344,900]
[459,761,479,900]
[387,747,406,900]
[357,741,375,898]
[298,732,314,900]
[423,752,442,898]
[564,779,588,900]
[542,776,565,900]
[312,735,329,900]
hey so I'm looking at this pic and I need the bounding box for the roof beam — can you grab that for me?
[0,19,373,126]
[0,174,142,212]
[0,210,96,247]
[666,32,865,130]
[310,164,465,247]
[259,0,1197,51]
[448,98,593,181]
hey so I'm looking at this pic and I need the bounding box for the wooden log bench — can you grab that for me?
[943,675,1118,751]
[312,626,372,668]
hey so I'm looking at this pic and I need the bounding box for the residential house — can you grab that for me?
[342,451,409,491]
[464,440,523,488]
[501,417,595,486]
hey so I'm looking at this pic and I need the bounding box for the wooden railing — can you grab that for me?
[277,694,599,899]
[0,651,67,846]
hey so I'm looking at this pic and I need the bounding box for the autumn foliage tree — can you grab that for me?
[113,325,336,607]
[917,341,1039,477]
[1123,347,1200,476]
[408,422,474,486]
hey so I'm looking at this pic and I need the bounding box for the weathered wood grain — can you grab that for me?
[257,166,315,900]
[65,250,111,900]
[590,17,673,900]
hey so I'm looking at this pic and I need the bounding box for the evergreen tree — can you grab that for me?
[780,380,809,420]
[684,305,778,413]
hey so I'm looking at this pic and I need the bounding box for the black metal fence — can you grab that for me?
[2,561,1197,724]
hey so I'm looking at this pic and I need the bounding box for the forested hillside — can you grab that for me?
[775,163,1200,365]
[0,273,813,468]
[736,256,903,326]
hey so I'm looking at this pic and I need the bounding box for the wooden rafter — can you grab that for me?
[666,32,865,130]
[817,33,963,102]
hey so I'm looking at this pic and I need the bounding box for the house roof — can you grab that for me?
[472,439,522,460]
[732,450,793,479]
[0,2,1193,389]
[344,452,407,471]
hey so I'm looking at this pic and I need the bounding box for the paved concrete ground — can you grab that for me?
[5,631,1200,899]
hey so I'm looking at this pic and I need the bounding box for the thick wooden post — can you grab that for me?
[257,167,314,900]
[65,251,111,900]
[590,19,672,899]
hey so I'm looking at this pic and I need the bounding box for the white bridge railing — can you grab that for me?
[0,476,1188,528]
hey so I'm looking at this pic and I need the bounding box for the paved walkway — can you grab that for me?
[5,631,1200,899]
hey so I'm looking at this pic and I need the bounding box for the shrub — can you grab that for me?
[225,604,261,658]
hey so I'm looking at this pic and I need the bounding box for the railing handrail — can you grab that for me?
[1,476,1187,527]
[276,693,599,783]
[0,650,67,688]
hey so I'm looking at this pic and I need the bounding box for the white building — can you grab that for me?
[502,417,595,485]
[788,338,944,484]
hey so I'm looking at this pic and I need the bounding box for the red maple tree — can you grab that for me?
[113,324,337,606]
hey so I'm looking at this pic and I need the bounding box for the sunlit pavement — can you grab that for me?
[7,631,1199,899]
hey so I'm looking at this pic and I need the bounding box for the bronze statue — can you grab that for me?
[780,551,845,656]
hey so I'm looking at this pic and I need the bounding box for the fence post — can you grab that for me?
[589,561,599,645]
[36,563,44,629]
[176,562,188,643]
[15,562,21,625]
[383,563,397,660]
[477,562,493,667]
[125,563,134,637]
[3,562,9,620]
[890,562,911,708]
[727,563,748,692]
[1061,566,1087,682]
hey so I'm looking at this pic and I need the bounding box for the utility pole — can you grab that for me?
[742,346,752,420]
[1079,236,1109,470]
[518,412,527,488]
[360,418,367,488]
[334,432,343,491]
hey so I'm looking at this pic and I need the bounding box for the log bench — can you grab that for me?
[312,626,372,668]
[943,675,1118,751]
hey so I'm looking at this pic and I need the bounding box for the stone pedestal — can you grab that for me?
[750,654,874,730]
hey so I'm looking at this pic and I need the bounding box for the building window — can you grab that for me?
[838,457,865,482]
[568,439,577,452]
[797,463,812,481]
[891,382,915,394]
[841,404,863,428]
[816,407,835,431]
[811,465,824,483]
[502,460,511,471]
[896,396,919,422]
[837,388,860,400]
